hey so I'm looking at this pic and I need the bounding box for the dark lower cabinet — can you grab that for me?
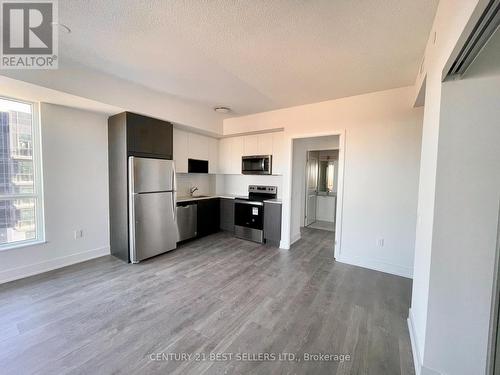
[220,198,235,232]
[197,198,220,237]
[264,202,282,247]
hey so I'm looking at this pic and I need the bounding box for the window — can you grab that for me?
[0,97,44,249]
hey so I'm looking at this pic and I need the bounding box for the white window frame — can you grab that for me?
[0,96,45,251]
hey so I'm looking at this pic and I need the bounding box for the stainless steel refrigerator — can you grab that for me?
[128,156,178,263]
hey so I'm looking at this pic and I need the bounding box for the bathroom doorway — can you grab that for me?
[304,149,338,232]
[290,134,343,256]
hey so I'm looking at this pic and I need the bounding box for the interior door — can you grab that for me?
[305,151,318,226]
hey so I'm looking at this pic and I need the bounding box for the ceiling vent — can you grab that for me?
[446,0,500,79]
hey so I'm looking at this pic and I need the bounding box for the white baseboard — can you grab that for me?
[290,232,301,246]
[407,309,443,375]
[0,246,110,284]
[336,253,413,279]
[408,308,422,375]
[279,240,289,249]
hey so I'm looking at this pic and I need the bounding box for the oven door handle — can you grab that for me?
[235,200,263,206]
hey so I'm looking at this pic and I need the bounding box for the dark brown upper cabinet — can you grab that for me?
[117,112,173,159]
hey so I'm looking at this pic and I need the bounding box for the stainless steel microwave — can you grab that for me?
[242,155,272,175]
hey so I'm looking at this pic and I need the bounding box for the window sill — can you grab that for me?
[0,239,47,252]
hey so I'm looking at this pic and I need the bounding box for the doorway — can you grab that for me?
[290,134,343,256]
[304,149,338,232]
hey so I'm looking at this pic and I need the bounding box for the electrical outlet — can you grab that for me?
[377,238,384,247]
[73,229,83,239]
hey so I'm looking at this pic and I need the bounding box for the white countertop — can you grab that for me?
[177,195,282,204]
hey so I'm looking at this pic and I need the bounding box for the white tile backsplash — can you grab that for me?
[176,173,283,198]
[176,173,216,197]
[221,175,283,198]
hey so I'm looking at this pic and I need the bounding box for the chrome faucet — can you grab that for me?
[189,186,199,197]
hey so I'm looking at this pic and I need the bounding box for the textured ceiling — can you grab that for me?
[58,0,438,116]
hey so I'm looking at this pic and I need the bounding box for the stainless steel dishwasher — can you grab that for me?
[176,202,197,241]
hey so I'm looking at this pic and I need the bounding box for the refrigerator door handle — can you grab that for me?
[172,163,177,191]
[172,191,177,222]
[128,156,137,263]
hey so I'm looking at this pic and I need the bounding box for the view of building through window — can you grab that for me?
[0,98,37,245]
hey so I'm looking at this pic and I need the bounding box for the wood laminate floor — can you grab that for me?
[307,220,335,232]
[0,228,414,375]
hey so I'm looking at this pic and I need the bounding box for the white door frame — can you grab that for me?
[287,130,345,258]
[304,150,319,226]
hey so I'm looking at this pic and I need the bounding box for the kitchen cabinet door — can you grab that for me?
[258,134,273,155]
[264,202,282,247]
[272,132,285,175]
[218,138,231,174]
[208,137,219,174]
[126,112,173,158]
[219,198,235,232]
[231,137,244,174]
[173,128,188,173]
[188,133,209,161]
[243,135,259,156]
[197,198,220,237]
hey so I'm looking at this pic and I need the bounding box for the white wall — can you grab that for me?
[224,86,423,278]
[416,29,500,375]
[422,68,500,375]
[0,103,110,283]
[408,0,487,369]
[291,136,339,241]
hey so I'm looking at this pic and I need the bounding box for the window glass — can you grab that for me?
[0,98,42,248]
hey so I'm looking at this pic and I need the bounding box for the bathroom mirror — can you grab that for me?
[318,160,336,193]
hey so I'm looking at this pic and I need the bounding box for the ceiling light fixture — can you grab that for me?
[214,106,230,114]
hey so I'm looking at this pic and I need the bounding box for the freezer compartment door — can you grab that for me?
[130,191,178,262]
[130,156,175,193]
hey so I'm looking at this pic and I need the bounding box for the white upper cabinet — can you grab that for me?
[259,134,273,155]
[173,128,189,173]
[218,137,244,175]
[187,133,209,161]
[176,128,284,176]
[173,128,219,173]
[219,132,284,175]
[243,134,259,156]
[218,138,232,174]
[208,137,219,174]
[231,137,244,174]
[272,132,285,175]
[243,134,273,156]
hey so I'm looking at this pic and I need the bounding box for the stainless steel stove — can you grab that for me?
[234,185,277,243]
